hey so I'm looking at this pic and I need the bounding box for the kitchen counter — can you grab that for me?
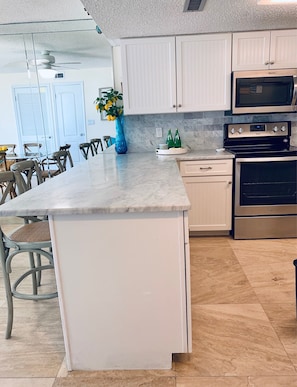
[0,152,191,217]
[0,149,233,218]
[0,149,232,371]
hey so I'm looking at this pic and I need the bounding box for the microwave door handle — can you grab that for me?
[292,75,297,107]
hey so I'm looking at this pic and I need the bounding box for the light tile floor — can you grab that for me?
[0,218,296,386]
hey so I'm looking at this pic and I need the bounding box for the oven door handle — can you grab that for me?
[236,156,297,163]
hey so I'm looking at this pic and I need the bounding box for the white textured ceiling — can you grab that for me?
[0,0,296,74]
[81,0,297,39]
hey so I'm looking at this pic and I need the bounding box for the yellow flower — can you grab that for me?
[104,101,113,110]
[94,88,123,118]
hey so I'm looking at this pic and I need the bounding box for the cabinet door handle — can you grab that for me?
[264,61,270,65]
[178,104,182,108]
[200,166,212,170]
[173,104,176,108]
[270,61,275,65]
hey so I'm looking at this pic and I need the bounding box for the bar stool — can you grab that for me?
[0,162,57,339]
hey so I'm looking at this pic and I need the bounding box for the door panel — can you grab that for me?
[13,85,55,156]
[53,83,86,163]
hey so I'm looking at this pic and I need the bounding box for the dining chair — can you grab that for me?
[59,144,74,168]
[23,143,42,156]
[0,144,16,156]
[103,136,115,148]
[0,162,57,339]
[41,149,72,181]
[0,151,7,172]
[0,171,17,204]
[10,159,43,192]
[79,142,94,160]
[90,138,103,154]
[103,136,111,148]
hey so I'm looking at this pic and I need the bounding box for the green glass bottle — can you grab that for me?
[174,129,181,148]
[166,129,175,148]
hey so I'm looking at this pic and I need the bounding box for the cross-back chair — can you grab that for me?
[0,171,17,204]
[59,144,74,168]
[23,143,42,156]
[90,138,103,154]
[10,159,42,193]
[79,142,94,160]
[41,149,72,181]
[0,151,7,172]
[0,161,57,339]
[103,136,115,148]
[0,144,16,156]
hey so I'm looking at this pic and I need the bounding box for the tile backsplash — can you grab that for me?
[124,111,297,152]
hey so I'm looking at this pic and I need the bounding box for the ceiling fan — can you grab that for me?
[29,50,81,69]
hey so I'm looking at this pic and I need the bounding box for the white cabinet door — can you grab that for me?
[121,33,231,115]
[232,30,297,71]
[183,175,232,232]
[232,31,270,70]
[176,34,231,112]
[121,37,176,115]
[270,30,297,69]
[180,159,233,232]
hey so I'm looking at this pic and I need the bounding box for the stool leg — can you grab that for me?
[29,252,38,295]
[35,253,42,287]
[0,246,14,339]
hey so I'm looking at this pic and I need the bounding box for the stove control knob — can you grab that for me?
[238,127,243,134]
[280,126,286,132]
[230,128,235,134]
[272,126,278,133]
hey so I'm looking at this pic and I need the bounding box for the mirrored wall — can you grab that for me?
[0,21,113,164]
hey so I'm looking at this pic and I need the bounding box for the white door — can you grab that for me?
[53,82,86,163]
[13,85,55,156]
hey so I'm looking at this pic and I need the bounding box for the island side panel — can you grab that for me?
[49,211,191,370]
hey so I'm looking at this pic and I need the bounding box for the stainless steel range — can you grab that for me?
[224,121,297,239]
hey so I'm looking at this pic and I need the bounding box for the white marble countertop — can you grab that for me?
[0,149,234,217]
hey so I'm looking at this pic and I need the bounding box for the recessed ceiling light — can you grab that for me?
[257,0,297,4]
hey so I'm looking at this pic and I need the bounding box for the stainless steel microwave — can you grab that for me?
[232,69,297,114]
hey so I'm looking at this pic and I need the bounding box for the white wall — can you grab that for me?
[0,66,114,153]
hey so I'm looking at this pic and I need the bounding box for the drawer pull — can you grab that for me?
[199,166,212,170]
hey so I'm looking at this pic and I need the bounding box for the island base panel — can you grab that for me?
[49,211,191,370]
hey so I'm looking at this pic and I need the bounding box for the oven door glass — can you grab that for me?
[235,157,297,216]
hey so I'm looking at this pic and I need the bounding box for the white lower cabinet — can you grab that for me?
[180,159,233,232]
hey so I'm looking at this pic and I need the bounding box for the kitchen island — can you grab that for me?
[0,151,193,371]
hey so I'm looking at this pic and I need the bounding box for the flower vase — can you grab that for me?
[115,116,127,154]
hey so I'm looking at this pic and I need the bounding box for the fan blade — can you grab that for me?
[54,62,81,65]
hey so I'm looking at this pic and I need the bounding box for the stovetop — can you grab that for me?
[223,121,297,157]
[226,145,297,158]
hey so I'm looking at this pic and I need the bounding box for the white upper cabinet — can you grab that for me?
[232,30,297,71]
[176,34,231,112]
[121,33,231,115]
[121,37,176,115]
